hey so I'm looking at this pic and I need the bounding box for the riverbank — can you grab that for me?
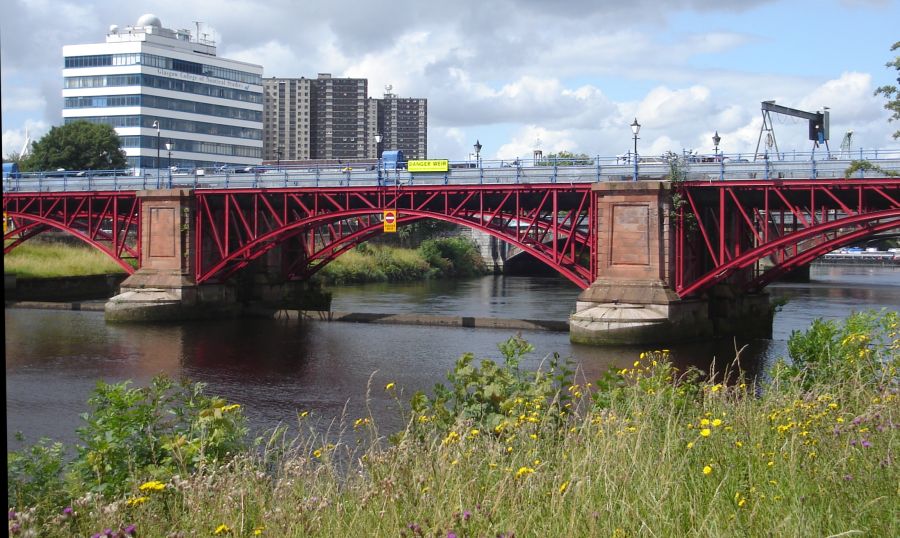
[7,311,898,537]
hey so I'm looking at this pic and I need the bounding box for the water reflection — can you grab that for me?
[6,267,898,449]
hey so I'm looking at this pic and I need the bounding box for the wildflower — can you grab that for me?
[711,418,723,427]
[470,429,480,437]
[313,449,322,458]
[221,403,240,412]
[138,480,166,492]
[700,428,711,437]
[463,510,471,521]
[703,465,713,475]
[126,496,149,507]
[448,533,457,538]
[734,441,743,448]
[710,384,722,393]
[298,410,309,419]
[213,524,231,535]
[862,440,872,448]
[559,481,569,494]
[515,466,535,479]
[385,382,395,391]
[123,525,137,536]
[442,431,460,445]
[700,418,710,426]
[687,442,694,449]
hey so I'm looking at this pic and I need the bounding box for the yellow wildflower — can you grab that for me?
[221,403,240,412]
[711,418,723,427]
[138,480,166,492]
[703,465,713,475]
[700,428,711,437]
[385,382,395,391]
[515,466,535,479]
[559,481,569,494]
[126,496,149,507]
[214,524,231,535]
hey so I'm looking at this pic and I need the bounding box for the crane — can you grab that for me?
[754,101,830,161]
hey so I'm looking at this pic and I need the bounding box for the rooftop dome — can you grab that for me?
[136,14,162,28]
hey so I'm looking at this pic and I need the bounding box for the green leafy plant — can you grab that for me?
[775,309,899,387]
[7,435,69,509]
[69,375,247,496]
[410,335,574,434]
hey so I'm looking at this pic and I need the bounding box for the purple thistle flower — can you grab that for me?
[8,510,17,521]
[463,510,471,521]
[10,522,21,535]
[843,474,853,481]
[850,439,857,446]
[448,533,457,538]
[123,524,137,536]
[862,439,872,448]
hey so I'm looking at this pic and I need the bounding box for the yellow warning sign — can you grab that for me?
[408,159,449,173]
[383,209,397,233]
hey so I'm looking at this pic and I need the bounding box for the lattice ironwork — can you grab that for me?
[194,185,596,287]
[675,179,900,297]
[3,191,140,273]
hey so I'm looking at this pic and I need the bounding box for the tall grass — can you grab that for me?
[316,237,487,285]
[4,241,126,278]
[7,311,898,537]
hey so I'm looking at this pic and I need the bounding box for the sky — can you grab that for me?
[1,0,899,162]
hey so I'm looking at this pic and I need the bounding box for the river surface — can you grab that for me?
[6,265,899,449]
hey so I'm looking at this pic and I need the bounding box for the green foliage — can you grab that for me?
[591,350,703,411]
[874,41,900,139]
[410,335,574,434]
[317,237,487,285]
[418,236,487,278]
[6,375,248,508]
[7,436,69,509]
[536,151,593,166]
[21,121,127,172]
[843,159,900,178]
[775,310,899,387]
[70,376,247,496]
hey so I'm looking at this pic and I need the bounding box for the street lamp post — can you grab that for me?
[474,139,482,168]
[375,133,383,184]
[276,148,283,169]
[153,120,160,188]
[712,130,721,159]
[630,118,641,181]
[165,139,173,188]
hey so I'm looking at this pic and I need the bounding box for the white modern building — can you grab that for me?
[62,14,263,174]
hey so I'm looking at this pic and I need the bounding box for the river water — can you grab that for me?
[5,265,899,449]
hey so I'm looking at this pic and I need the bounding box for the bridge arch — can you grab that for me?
[197,207,594,288]
[3,192,141,273]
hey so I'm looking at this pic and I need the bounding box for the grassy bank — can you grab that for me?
[4,241,127,279]
[315,237,488,285]
[3,237,485,284]
[7,310,898,536]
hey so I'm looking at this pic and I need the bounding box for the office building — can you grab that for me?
[62,14,264,172]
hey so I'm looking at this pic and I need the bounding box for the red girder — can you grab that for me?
[676,179,900,297]
[194,185,595,287]
[2,191,140,273]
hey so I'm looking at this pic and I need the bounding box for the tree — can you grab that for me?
[874,41,900,139]
[536,151,592,166]
[21,121,128,172]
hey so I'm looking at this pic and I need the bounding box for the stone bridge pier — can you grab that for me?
[105,189,326,322]
[569,181,773,345]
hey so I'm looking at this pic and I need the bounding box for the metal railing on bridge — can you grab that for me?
[4,149,900,193]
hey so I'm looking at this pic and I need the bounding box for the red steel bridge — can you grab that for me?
[4,172,900,299]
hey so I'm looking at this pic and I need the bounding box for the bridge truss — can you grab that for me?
[3,191,141,273]
[194,184,596,287]
[675,178,900,297]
